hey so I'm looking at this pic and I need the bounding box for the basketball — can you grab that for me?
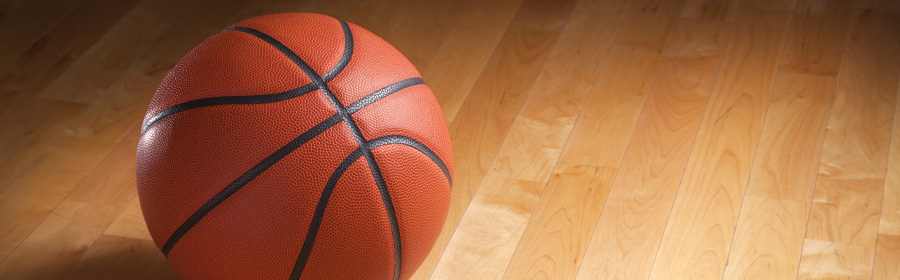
[136,13,452,280]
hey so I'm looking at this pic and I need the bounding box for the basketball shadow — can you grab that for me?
[42,235,179,279]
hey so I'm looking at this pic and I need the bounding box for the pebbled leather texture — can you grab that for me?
[136,12,453,280]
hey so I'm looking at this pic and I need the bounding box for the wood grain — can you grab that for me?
[0,199,123,278]
[874,234,900,280]
[724,196,811,279]
[742,74,835,202]
[409,0,577,278]
[0,0,194,191]
[346,0,418,39]
[0,135,113,261]
[137,250,179,280]
[0,100,87,188]
[104,197,153,240]
[62,234,161,280]
[559,0,689,168]
[499,0,630,277]
[0,0,250,266]
[723,73,835,279]
[803,8,898,247]
[0,123,140,278]
[423,0,578,278]
[575,17,729,280]
[288,0,361,20]
[0,0,140,120]
[797,239,876,279]
[797,3,900,277]
[38,0,196,104]
[879,51,900,237]
[720,4,852,276]
[735,0,797,27]
[875,72,900,280]
[0,0,85,70]
[434,0,627,275]
[421,0,524,123]
[681,0,741,21]
[385,0,467,70]
[503,164,616,280]
[431,176,544,280]
[648,5,793,278]
[488,0,625,182]
[777,0,853,76]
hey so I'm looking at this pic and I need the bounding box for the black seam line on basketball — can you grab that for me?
[236,24,401,280]
[157,78,424,257]
[159,113,343,256]
[140,83,316,134]
[289,148,365,280]
[289,135,451,280]
[346,77,423,114]
[367,135,452,186]
[139,21,353,136]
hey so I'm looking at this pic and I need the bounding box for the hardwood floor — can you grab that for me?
[0,0,898,279]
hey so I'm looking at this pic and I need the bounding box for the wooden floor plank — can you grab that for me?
[64,124,141,209]
[723,72,835,279]
[574,17,729,280]
[735,0,796,27]
[879,51,900,237]
[0,0,143,185]
[797,2,900,277]
[431,176,545,280]
[38,0,197,104]
[104,197,153,240]
[289,0,362,20]
[559,0,690,168]
[720,2,849,274]
[0,100,87,189]
[681,0,741,21]
[385,0,468,70]
[803,2,899,248]
[875,62,900,279]
[0,0,140,121]
[777,0,853,76]
[874,234,900,280]
[647,1,794,277]
[798,239,876,279]
[742,74,837,202]
[725,196,811,279]
[504,164,616,280]
[421,0,524,123]
[0,199,123,278]
[409,0,577,279]
[346,0,418,39]
[497,0,630,277]
[0,0,85,69]
[136,250,179,280]
[62,234,160,280]
[0,124,140,278]
[423,0,579,278]
[0,135,113,262]
[488,0,627,182]
[0,0,252,266]
[0,0,196,192]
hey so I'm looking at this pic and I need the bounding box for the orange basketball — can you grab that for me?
[136,13,452,280]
